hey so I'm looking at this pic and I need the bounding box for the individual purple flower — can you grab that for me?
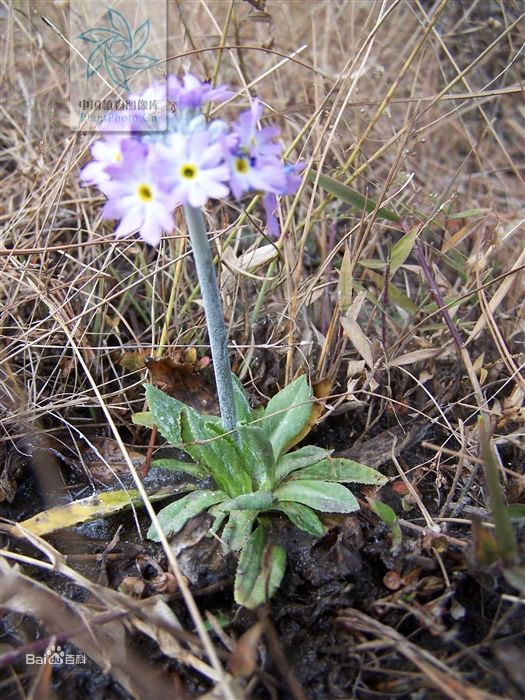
[154,130,230,208]
[167,73,232,109]
[99,140,176,246]
[80,134,129,186]
[232,101,282,161]
[225,100,289,199]
[225,148,286,200]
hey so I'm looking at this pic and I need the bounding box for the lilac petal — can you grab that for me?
[187,185,208,208]
[101,192,131,219]
[200,141,226,168]
[258,126,280,141]
[189,129,210,159]
[263,192,280,239]
[91,140,112,161]
[100,113,132,134]
[182,73,201,91]
[236,110,253,134]
[114,208,141,238]
[229,177,244,201]
[140,212,163,247]
[201,177,230,200]
[98,178,124,198]
[167,75,182,93]
[203,164,230,182]
[250,165,286,193]
[153,199,176,232]
[167,132,188,161]
[205,85,233,103]
[121,139,148,160]
[80,161,108,186]
[250,100,264,123]
[282,163,303,194]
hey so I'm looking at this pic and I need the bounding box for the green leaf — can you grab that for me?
[390,227,419,275]
[479,415,519,563]
[208,503,229,536]
[274,480,359,513]
[231,374,253,423]
[259,376,313,459]
[367,498,398,527]
[275,445,332,482]
[291,457,387,485]
[274,501,325,537]
[132,411,155,428]
[151,458,207,479]
[392,522,402,549]
[234,526,286,609]
[361,269,418,315]
[507,504,525,521]
[180,409,251,497]
[147,489,226,541]
[421,294,470,314]
[308,170,400,222]
[251,406,264,421]
[238,424,276,489]
[219,491,274,511]
[222,510,258,552]
[447,208,489,220]
[145,384,186,446]
[358,258,387,271]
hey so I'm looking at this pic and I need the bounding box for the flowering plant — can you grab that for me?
[82,73,384,608]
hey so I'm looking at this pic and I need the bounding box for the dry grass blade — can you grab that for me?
[338,609,508,700]
[0,557,182,699]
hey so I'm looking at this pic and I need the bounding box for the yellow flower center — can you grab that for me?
[180,163,197,180]
[115,151,122,162]
[235,158,249,174]
[137,183,153,202]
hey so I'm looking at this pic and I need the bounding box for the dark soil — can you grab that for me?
[1,408,524,700]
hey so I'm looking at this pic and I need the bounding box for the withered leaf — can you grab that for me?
[228,622,264,677]
[82,437,144,483]
[120,349,219,414]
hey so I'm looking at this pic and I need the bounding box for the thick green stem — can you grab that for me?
[478,416,518,565]
[183,204,238,436]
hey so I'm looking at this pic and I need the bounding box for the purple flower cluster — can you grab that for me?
[81,74,301,246]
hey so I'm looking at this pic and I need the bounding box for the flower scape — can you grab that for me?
[81,73,302,245]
